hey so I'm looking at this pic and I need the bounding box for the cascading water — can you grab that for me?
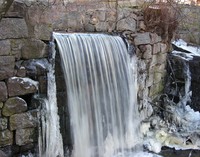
[39,42,64,157]
[53,33,142,157]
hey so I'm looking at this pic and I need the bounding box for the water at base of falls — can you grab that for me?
[53,33,142,157]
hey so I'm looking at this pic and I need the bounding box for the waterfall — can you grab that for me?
[53,33,141,157]
[39,42,64,157]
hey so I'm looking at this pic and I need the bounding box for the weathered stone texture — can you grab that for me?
[0,18,28,39]
[0,129,13,146]
[117,18,136,32]
[0,56,15,80]
[134,33,151,45]
[7,77,38,97]
[0,40,11,56]
[16,128,36,146]
[9,110,38,130]
[2,97,27,117]
[21,39,48,59]
[0,118,7,130]
[0,82,7,102]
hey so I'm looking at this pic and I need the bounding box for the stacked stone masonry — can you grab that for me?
[0,0,170,156]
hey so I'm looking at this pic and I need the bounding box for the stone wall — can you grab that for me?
[0,0,170,156]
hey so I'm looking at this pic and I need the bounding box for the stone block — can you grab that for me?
[7,77,38,97]
[150,33,162,44]
[34,24,53,41]
[141,45,152,59]
[134,33,151,45]
[2,97,27,117]
[0,56,15,80]
[97,10,106,21]
[0,82,8,102]
[10,39,25,60]
[0,129,13,146]
[160,43,168,53]
[0,18,28,40]
[153,43,161,54]
[117,17,136,32]
[16,128,36,146]
[85,23,95,32]
[0,40,11,56]
[0,118,7,131]
[9,110,38,131]
[96,22,108,32]
[21,39,48,59]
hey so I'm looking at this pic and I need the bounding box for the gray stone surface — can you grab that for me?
[0,82,8,102]
[141,45,152,59]
[117,17,136,32]
[15,128,36,146]
[150,33,162,44]
[2,97,27,117]
[0,56,15,80]
[7,77,38,97]
[0,40,10,56]
[0,129,13,146]
[9,110,38,131]
[0,18,28,39]
[21,39,48,59]
[153,43,161,54]
[0,118,7,130]
[134,32,151,45]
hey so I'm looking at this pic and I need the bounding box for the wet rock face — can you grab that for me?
[165,54,200,111]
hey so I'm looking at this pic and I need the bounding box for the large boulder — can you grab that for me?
[9,110,38,131]
[7,77,38,97]
[2,97,27,117]
[0,56,15,80]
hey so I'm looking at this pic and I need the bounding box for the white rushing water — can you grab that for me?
[39,42,64,157]
[53,33,142,157]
